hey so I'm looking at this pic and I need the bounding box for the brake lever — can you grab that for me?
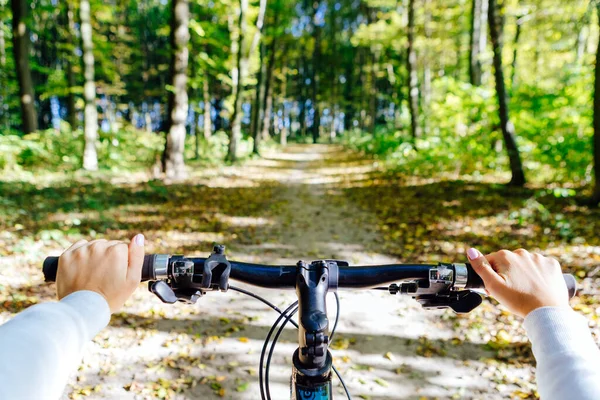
[148,281,205,304]
[415,291,483,314]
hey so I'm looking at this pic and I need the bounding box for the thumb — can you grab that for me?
[127,233,145,283]
[467,248,504,291]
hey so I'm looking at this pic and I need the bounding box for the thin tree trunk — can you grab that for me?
[228,1,247,162]
[79,0,98,170]
[591,4,600,204]
[251,42,266,153]
[145,111,152,133]
[343,48,355,132]
[328,2,337,141]
[0,20,7,130]
[511,16,523,90]
[65,1,77,129]
[0,21,5,67]
[422,0,431,135]
[203,77,212,139]
[261,84,273,141]
[469,0,488,86]
[162,0,190,179]
[575,7,592,66]
[195,110,201,158]
[407,0,420,141]
[260,36,277,143]
[10,0,38,134]
[488,0,525,186]
[310,1,321,144]
[298,55,307,137]
[576,24,589,66]
[228,0,266,162]
[280,66,288,146]
[369,51,377,134]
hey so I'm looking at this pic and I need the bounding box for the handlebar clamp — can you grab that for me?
[202,245,231,291]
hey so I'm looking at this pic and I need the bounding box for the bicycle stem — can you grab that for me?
[292,260,338,398]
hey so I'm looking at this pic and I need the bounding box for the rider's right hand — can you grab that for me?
[56,235,145,313]
[466,248,570,318]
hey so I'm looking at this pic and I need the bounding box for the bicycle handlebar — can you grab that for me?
[40,248,579,400]
[42,254,577,298]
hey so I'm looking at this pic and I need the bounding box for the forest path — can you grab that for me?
[59,144,527,400]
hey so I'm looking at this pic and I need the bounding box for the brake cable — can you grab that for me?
[230,287,351,400]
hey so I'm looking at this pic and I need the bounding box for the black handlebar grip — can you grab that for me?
[465,263,578,299]
[43,257,59,282]
[43,255,157,282]
[141,254,155,282]
[465,263,484,289]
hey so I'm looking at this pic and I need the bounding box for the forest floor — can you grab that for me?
[0,144,599,400]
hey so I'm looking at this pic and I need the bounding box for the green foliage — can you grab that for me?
[0,124,164,172]
[342,74,594,185]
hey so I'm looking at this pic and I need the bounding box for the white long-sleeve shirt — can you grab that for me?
[0,291,110,400]
[0,294,598,400]
[523,306,600,400]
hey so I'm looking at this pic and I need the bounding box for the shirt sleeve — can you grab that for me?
[523,306,600,400]
[0,290,111,400]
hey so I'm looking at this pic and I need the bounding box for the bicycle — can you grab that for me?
[43,245,577,400]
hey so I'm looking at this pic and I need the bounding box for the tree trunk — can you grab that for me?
[65,0,77,129]
[576,25,588,66]
[260,37,277,144]
[407,0,420,141]
[310,1,321,144]
[203,77,212,139]
[469,0,488,86]
[0,20,7,130]
[343,48,355,132]
[422,0,431,135]
[195,110,202,159]
[488,0,525,186]
[591,5,600,205]
[79,0,98,170]
[162,0,190,179]
[280,66,288,146]
[251,42,266,154]
[369,51,377,134]
[228,0,266,162]
[10,0,38,134]
[328,2,337,140]
[261,84,273,141]
[575,9,591,66]
[0,21,5,67]
[298,55,307,137]
[228,0,247,162]
[511,16,523,90]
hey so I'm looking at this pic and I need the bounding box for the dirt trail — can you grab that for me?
[61,145,522,400]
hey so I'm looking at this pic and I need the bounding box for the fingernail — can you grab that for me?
[467,248,481,260]
[135,234,145,246]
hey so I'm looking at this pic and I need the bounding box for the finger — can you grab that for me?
[107,240,127,248]
[66,239,88,252]
[467,248,505,290]
[127,234,145,283]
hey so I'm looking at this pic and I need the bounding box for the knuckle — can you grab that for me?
[72,247,87,259]
[532,252,543,260]
[108,243,129,257]
[89,241,105,251]
[548,257,561,269]
[497,249,511,260]
[514,248,528,255]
